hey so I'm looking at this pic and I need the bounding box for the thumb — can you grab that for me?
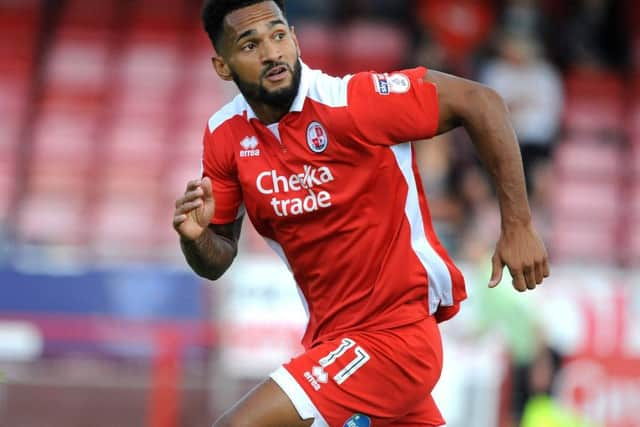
[201,177,213,201]
[489,253,504,288]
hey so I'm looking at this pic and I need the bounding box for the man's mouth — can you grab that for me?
[264,65,289,82]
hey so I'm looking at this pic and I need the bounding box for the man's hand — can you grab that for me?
[173,178,215,241]
[489,222,550,292]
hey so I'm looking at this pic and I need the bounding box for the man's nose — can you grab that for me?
[260,38,282,63]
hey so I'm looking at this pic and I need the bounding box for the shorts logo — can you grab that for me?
[311,366,328,384]
[303,366,328,391]
[372,73,411,95]
[306,121,328,153]
[343,414,371,427]
[240,136,260,158]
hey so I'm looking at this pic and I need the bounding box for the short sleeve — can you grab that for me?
[346,67,439,145]
[201,126,243,224]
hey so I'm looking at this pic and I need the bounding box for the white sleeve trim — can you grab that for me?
[269,366,329,427]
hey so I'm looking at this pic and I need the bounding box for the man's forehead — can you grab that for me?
[224,1,286,36]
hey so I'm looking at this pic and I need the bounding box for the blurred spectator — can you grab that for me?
[556,0,629,70]
[333,0,412,24]
[520,345,599,427]
[284,0,334,23]
[479,33,563,195]
[456,165,500,262]
[499,0,546,40]
[414,135,464,254]
[408,31,451,72]
[416,0,494,75]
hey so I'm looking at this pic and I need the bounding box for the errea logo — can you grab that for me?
[240,136,260,158]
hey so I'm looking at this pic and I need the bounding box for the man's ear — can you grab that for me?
[290,26,300,56]
[212,55,233,81]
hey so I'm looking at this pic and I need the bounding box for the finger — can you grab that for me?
[523,266,536,290]
[488,254,504,288]
[511,270,527,292]
[201,176,213,200]
[175,199,203,215]
[542,258,551,278]
[173,214,187,229]
[185,179,202,193]
[534,262,544,284]
[175,189,205,208]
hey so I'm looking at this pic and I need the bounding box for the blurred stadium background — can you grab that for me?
[1,0,640,426]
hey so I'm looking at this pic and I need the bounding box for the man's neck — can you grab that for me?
[248,101,291,125]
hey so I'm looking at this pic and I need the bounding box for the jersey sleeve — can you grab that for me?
[201,126,243,225]
[346,67,440,145]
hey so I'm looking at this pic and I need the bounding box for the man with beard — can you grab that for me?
[172,1,550,426]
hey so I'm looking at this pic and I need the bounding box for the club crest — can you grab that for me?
[306,121,328,153]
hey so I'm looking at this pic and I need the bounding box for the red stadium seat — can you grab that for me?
[92,194,157,255]
[43,33,112,95]
[551,178,621,223]
[554,139,624,180]
[17,193,87,245]
[339,21,409,74]
[0,78,30,116]
[563,69,625,135]
[564,68,625,101]
[0,0,41,71]
[30,108,97,169]
[59,0,119,31]
[0,150,17,222]
[0,111,23,152]
[128,0,187,35]
[102,118,168,167]
[563,98,624,135]
[551,217,618,264]
[295,22,336,74]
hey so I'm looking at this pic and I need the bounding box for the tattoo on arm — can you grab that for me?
[180,219,242,280]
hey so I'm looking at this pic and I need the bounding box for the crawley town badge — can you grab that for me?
[306,121,328,153]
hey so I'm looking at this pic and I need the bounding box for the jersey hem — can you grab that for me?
[270,366,329,427]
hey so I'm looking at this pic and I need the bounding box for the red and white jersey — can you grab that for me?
[202,63,467,349]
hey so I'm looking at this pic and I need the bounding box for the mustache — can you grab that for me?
[261,62,292,78]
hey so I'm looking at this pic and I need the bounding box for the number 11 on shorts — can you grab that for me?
[318,338,370,385]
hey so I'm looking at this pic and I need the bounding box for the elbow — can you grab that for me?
[457,84,509,128]
[470,84,508,114]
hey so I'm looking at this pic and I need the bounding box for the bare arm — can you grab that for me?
[173,178,242,280]
[423,70,550,291]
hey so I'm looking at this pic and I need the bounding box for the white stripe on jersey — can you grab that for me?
[207,94,253,133]
[390,143,454,314]
[305,68,353,109]
[264,237,310,318]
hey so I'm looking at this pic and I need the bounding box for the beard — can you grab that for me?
[231,58,302,110]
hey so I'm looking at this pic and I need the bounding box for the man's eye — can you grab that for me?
[274,32,286,40]
[242,42,256,51]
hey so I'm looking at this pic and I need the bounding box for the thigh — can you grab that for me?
[270,317,444,427]
[212,378,314,427]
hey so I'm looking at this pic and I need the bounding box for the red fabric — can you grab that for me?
[418,0,494,60]
[281,316,445,426]
[201,65,467,350]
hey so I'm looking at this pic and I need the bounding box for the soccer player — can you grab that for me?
[172,1,550,426]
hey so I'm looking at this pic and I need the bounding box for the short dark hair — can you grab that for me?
[201,0,286,53]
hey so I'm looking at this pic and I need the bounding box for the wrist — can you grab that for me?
[180,228,209,245]
[500,213,532,231]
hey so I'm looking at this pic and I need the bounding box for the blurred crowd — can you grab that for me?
[1,0,638,267]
